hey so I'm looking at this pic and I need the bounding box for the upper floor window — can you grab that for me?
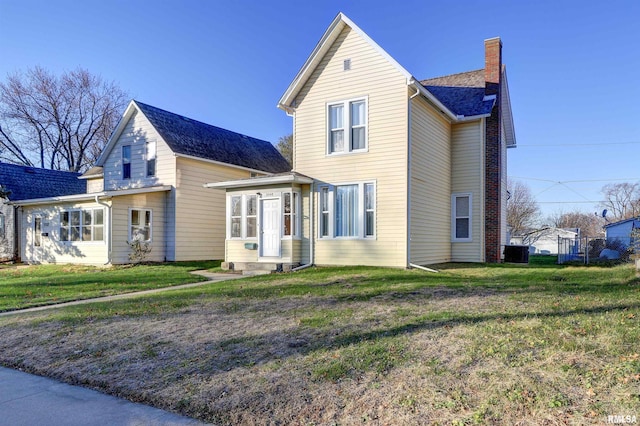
[319,182,375,239]
[122,145,131,179]
[452,193,472,242]
[60,209,104,242]
[146,140,156,177]
[327,98,367,154]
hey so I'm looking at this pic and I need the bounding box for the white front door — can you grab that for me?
[260,198,281,257]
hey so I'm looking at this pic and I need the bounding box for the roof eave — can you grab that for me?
[205,174,313,190]
[501,67,517,148]
[12,185,172,206]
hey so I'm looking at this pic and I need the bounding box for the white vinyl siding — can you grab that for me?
[102,110,176,190]
[20,202,109,265]
[409,94,452,265]
[293,26,408,267]
[174,157,255,261]
[451,121,484,262]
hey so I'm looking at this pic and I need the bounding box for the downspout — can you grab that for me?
[13,206,20,262]
[292,180,314,272]
[95,194,112,265]
[407,87,420,269]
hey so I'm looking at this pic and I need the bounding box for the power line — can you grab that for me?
[510,176,640,183]
[515,141,640,147]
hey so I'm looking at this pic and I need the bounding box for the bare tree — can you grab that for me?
[599,182,640,221]
[0,66,128,172]
[546,210,605,237]
[275,134,292,166]
[507,180,540,235]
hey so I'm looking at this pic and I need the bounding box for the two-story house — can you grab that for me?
[15,100,290,264]
[208,13,516,271]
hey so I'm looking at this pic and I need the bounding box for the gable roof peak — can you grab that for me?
[278,12,412,111]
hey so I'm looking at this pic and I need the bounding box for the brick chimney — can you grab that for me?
[484,37,502,95]
[484,37,503,263]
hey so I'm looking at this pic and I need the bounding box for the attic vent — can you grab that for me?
[25,168,35,174]
[343,59,351,71]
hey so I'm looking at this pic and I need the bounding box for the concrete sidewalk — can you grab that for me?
[0,367,208,426]
[0,270,244,317]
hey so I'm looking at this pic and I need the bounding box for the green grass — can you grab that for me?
[1,262,639,424]
[0,260,221,312]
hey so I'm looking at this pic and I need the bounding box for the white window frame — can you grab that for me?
[146,140,156,177]
[0,212,5,239]
[129,208,152,242]
[283,191,301,239]
[326,97,368,155]
[59,208,105,243]
[227,194,259,240]
[318,181,376,240]
[122,145,131,180]
[451,193,472,242]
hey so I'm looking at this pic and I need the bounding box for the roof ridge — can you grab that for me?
[420,68,484,83]
[133,100,266,143]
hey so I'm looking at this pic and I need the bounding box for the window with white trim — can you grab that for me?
[246,195,257,238]
[122,145,131,179]
[452,194,472,242]
[60,209,104,242]
[0,212,5,239]
[283,192,300,237]
[230,196,242,238]
[319,182,375,239]
[229,194,258,239]
[327,98,367,154]
[130,209,152,242]
[146,140,156,177]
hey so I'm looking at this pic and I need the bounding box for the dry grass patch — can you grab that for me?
[0,264,639,425]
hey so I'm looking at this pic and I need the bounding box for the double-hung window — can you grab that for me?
[229,194,258,239]
[283,192,300,238]
[122,145,131,179]
[452,193,472,242]
[327,98,367,154]
[130,209,152,242]
[60,209,104,242]
[146,140,156,177]
[319,182,375,239]
[0,212,4,239]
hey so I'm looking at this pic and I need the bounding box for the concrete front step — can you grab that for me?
[222,261,301,274]
[242,270,273,276]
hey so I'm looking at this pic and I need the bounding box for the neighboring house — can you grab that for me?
[207,13,517,271]
[510,227,579,255]
[14,100,290,264]
[604,217,640,249]
[0,163,86,262]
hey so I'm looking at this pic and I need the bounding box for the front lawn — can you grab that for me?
[0,261,221,312]
[0,263,638,425]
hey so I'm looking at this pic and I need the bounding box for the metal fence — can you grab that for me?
[557,236,635,265]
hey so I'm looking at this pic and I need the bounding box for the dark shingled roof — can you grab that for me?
[0,162,86,201]
[134,101,291,174]
[420,70,495,117]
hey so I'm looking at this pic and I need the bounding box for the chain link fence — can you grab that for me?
[558,236,636,265]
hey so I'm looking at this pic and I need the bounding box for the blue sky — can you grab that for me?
[1,0,639,219]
